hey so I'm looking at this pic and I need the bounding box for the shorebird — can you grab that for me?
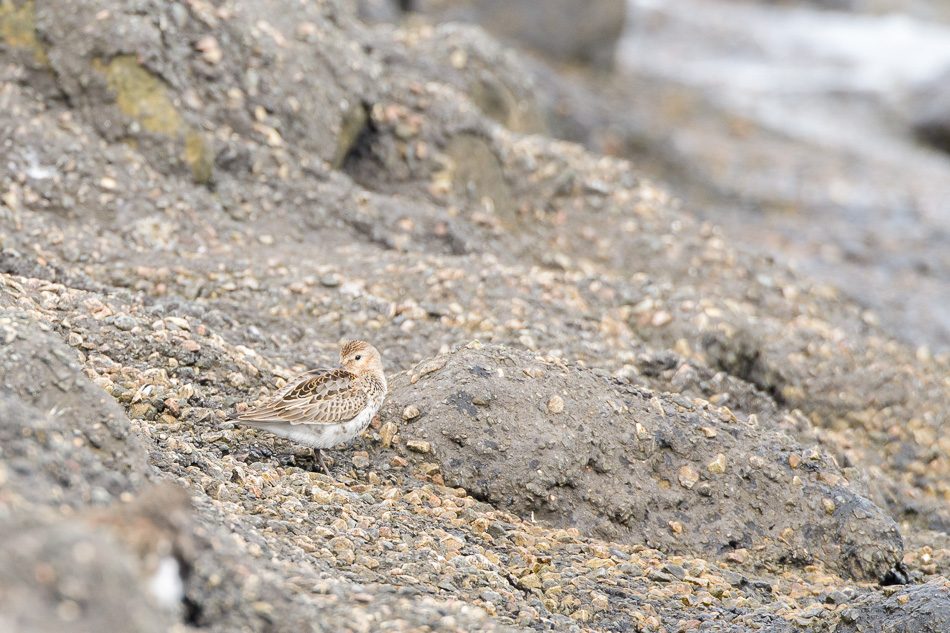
[230,340,387,475]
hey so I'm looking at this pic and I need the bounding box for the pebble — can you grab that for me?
[379,421,398,447]
[406,440,431,454]
[678,466,700,489]
[707,453,727,474]
[114,315,136,331]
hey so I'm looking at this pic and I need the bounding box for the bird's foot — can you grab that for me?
[315,448,332,477]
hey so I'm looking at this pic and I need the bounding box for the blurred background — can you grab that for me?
[363,0,950,353]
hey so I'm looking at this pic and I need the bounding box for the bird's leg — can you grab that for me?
[315,448,331,476]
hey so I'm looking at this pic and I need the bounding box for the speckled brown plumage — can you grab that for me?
[230,340,386,475]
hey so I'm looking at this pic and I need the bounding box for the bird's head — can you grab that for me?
[340,340,383,376]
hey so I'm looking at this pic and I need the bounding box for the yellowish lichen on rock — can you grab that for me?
[0,0,48,65]
[185,130,214,184]
[95,55,214,184]
[332,102,368,169]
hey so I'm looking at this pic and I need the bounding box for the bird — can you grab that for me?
[229,340,387,475]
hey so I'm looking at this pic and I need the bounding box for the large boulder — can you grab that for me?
[0,308,153,508]
[837,583,950,633]
[388,342,904,582]
[405,0,626,68]
[911,68,950,155]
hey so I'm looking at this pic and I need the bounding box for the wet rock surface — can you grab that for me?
[1,0,950,631]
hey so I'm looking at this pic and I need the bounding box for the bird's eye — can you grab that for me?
[354,354,362,360]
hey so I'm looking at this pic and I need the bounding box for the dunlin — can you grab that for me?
[230,340,387,475]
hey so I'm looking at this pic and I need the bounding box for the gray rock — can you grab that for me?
[391,343,903,582]
[407,0,626,68]
[0,311,153,509]
[837,583,950,633]
[911,68,950,155]
[0,515,175,633]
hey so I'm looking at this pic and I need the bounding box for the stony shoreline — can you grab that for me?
[3,1,950,631]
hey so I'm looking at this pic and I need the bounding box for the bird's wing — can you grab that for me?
[233,369,367,425]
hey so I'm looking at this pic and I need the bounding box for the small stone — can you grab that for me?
[727,549,747,564]
[684,575,708,587]
[195,35,222,64]
[678,465,700,489]
[379,421,397,448]
[181,339,201,353]
[390,456,409,468]
[165,316,190,330]
[609,547,630,561]
[661,563,686,580]
[668,520,683,534]
[701,426,718,438]
[547,395,565,414]
[440,534,464,550]
[708,453,727,474]
[402,405,420,420]
[586,558,613,569]
[487,522,507,539]
[320,273,341,287]
[296,22,317,38]
[417,358,447,377]
[826,590,850,605]
[651,311,672,327]
[309,486,332,503]
[647,568,675,583]
[351,451,370,469]
[571,610,591,623]
[822,498,836,514]
[516,572,541,590]
[228,372,247,388]
[406,439,431,454]
[114,315,136,331]
[449,47,467,69]
[252,601,273,618]
[209,483,231,502]
[789,453,802,468]
[129,403,154,419]
[418,462,440,475]
[67,332,83,346]
[591,593,609,610]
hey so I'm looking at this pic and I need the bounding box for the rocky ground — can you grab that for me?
[2,1,950,631]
